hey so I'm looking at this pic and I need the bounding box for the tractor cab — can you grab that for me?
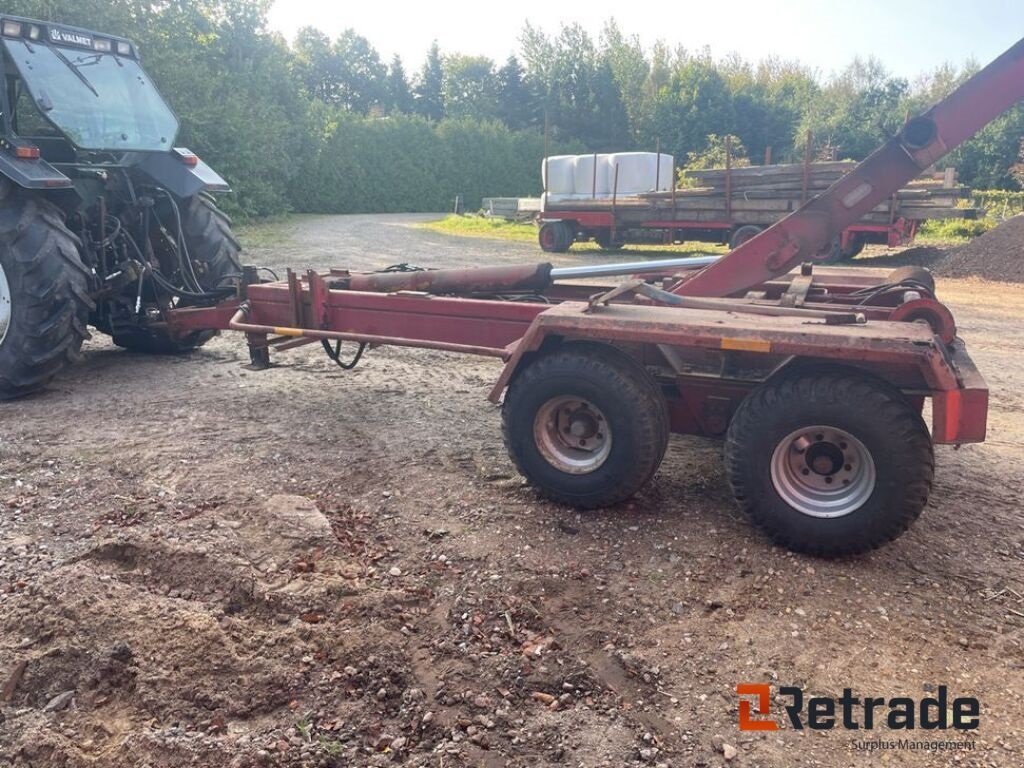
[1,17,177,157]
[0,16,226,198]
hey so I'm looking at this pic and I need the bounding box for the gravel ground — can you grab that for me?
[0,215,1022,767]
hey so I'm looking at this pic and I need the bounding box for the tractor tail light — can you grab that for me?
[14,145,40,159]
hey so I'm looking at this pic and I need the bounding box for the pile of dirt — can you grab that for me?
[935,214,1024,282]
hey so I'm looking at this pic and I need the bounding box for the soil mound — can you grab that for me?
[935,214,1024,282]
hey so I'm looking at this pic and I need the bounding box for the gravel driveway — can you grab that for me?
[0,214,1021,767]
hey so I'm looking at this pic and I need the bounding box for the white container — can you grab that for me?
[541,155,576,195]
[606,152,674,195]
[573,153,611,196]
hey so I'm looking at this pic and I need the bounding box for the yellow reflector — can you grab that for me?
[721,337,771,353]
[272,327,303,337]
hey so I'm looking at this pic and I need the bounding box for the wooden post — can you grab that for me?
[611,162,620,243]
[724,135,733,221]
[671,157,677,242]
[543,111,549,198]
[801,130,813,205]
[655,137,661,191]
[764,145,772,166]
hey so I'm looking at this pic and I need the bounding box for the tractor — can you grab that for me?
[0,15,241,399]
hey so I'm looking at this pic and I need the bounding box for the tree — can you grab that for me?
[442,55,500,120]
[414,41,445,121]
[798,57,907,160]
[643,54,735,164]
[332,29,386,114]
[600,20,649,140]
[386,55,414,114]
[519,22,630,151]
[292,27,337,102]
[1014,139,1024,188]
[496,56,535,130]
[683,134,750,172]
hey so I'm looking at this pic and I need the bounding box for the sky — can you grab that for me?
[267,0,1024,81]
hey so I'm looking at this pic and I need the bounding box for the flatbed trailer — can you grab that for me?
[165,35,1024,557]
[538,206,923,258]
[537,155,973,258]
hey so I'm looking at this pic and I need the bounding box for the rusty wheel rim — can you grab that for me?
[770,425,876,518]
[533,396,612,474]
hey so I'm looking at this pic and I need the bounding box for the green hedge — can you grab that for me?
[290,113,560,213]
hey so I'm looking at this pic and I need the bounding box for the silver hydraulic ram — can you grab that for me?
[335,256,722,295]
[549,255,720,280]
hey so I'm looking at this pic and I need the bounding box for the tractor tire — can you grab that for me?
[724,370,934,556]
[0,183,93,400]
[729,225,762,250]
[114,194,241,354]
[502,342,669,508]
[538,221,572,253]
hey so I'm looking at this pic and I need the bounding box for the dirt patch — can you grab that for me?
[935,214,1024,282]
[1,215,1023,767]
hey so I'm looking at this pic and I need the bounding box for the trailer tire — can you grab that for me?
[594,230,624,250]
[539,222,572,253]
[114,194,241,354]
[0,185,93,399]
[502,342,669,508]
[839,235,866,260]
[724,370,933,556]
[728,225,762,250]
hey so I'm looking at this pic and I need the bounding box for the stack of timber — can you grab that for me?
[545,161,977,225]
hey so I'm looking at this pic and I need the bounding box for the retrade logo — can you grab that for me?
[737,684,980,731]
[737,684,778,731]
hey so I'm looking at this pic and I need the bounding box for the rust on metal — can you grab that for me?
[341,263,552,295]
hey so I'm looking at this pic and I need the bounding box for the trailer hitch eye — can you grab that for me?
[902,117,938,151]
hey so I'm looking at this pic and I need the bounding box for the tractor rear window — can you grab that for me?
[3,37,178,152]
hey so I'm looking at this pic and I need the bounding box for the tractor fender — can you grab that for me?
[135,149,230,198]
[0,152,72,190]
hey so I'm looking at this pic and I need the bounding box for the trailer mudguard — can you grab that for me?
[0,152,72,189]
[135,149,230,198]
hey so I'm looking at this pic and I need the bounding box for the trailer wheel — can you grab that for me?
[728,225,762,250]
[840,235,866,260]
[538,222,572,253]
[724,371,933,556]
[594,230,624,250]
[114,194,242,354]
[0,185,93,400]
[502,342,669,508]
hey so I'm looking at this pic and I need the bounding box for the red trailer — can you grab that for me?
[165,35,1024,557]
[536,150,970,259]
[538,208,920,259]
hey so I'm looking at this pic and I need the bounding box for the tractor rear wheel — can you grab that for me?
[502,342,669,508]
[724,370,933,556]
[114,194,242,354]
[0,183,93,399]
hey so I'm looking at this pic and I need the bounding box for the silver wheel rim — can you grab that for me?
[770,425,876,518]
[0,260,11,346]
[533,396,612,474]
